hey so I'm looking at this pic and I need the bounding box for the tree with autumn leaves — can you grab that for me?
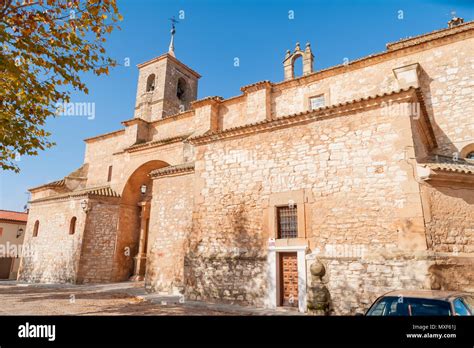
[0,0,122,172]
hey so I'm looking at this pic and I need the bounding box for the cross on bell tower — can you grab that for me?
[168,16,178,57]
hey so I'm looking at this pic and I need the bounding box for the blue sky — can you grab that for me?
[1,0,473,211]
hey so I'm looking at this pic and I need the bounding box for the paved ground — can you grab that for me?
[0,281,302,316]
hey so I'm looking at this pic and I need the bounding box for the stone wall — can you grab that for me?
[84,132,125,188]
[189,96,427,305]
[308,252,474,315]
[184,255,267,306]
[60,31,473,202]
[0,220,26,280]
[421,184,474,253]
[145,172,194,293]
[18,198,85,283]
[271,36,474,156]
[76,197,120,283]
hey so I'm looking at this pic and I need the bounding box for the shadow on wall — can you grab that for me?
[418,67,459,157]
[183,201,267,306]
[319,258,435,315]
[428,263,474,292]
[113,160,170,282]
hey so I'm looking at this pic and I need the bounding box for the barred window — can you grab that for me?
[277,205,298,239]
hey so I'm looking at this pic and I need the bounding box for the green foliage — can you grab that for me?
[0,0,122,172]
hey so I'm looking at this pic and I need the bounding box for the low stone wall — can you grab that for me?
[183,255,267,306]
[307,252,474,315]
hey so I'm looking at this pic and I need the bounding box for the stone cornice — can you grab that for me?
[84,129,125,143]
[137,53,201,78]
[149,162,195,179]
[422,171,474,187]
[386,20,474,50]
[418,155,474,186]
[121,118,149,127]
[240,80,271,94]
[191,96,223,109]
[187,87,420,145]
[124,135,190,153]
[30,186,121,204]
[29,179,65,192]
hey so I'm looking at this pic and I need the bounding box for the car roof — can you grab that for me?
[382,290,473,301]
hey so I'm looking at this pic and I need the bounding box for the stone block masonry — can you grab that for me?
[19,20,474,314]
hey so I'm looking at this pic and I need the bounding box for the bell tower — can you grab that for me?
[134,20,200,122]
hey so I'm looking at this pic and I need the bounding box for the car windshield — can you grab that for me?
[367,296,452,316]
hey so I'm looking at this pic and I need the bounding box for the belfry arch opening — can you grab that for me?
[292,54,303,78]
[113,160,170,282]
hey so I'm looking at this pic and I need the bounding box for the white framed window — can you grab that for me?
[309,95,325,110]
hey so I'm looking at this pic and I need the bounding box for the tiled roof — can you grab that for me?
[386,20,474,50]
[0,210,28,223]
[29,179,65,191]
[74,186,121,198]
[31,186,120,203]
[125,135,190,152]
[150,162,195,178]
[240,80,271,93]
[83,129,125,143]
[191,96,224,108]
[421,156,474,175]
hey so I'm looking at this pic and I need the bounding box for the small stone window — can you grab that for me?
[146,74,155,92]
[277,205,298,239]
[69,217,77,235]
[107,165,113,182]
[466,151,474,160]
[32,220,39,237]
[309,95,325,110]
[177,77,187,101]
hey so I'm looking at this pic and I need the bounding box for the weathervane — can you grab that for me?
[168,16,179,57]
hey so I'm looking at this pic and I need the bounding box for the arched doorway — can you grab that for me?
[112,160,169,281]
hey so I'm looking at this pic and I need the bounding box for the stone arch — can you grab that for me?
[32,220,39,237]
[177,77,187,101]
[460,143,474,159]
[283,42,314,80]
[112,160,170,281]
[146,74,155,92]
[291,52,304,78]
[69,216,77,235]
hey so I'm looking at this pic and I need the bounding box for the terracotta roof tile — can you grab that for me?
[0,210,28,223]
[421,155,474,175]
[29,179,65,192]
[150,162,195,178]
[125,135,190,152]
[386,20,474,50]
[31,186,120,203]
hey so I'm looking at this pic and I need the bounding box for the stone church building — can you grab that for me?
[18,18,474,314]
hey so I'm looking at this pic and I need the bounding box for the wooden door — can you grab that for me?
[0,258,13,279]
[279,252,298,307]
